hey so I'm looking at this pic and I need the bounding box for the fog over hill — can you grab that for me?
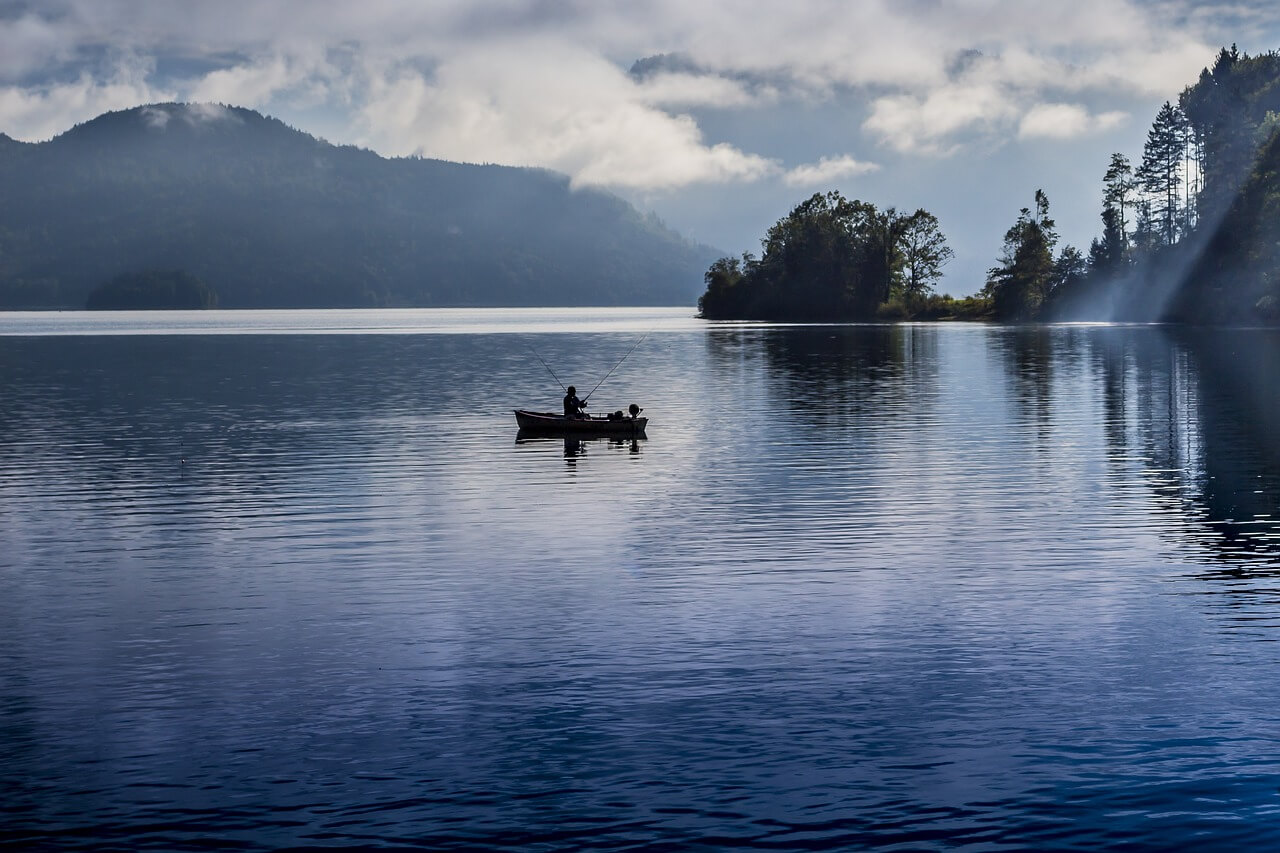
[0,104,720,309]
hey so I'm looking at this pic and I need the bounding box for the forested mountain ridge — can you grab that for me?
[0,103,719,309]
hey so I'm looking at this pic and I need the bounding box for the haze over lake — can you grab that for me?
[3,308,1280,849]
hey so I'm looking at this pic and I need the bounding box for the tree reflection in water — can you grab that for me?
[1003,325,1280,577]
[707,323,1280,580]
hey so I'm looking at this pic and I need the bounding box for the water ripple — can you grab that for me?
[2,317,1280,848]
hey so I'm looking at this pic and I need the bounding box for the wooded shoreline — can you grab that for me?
[701,45,1280,327]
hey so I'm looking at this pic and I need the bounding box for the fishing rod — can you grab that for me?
[583,332,649,403]
[526,342,567,393]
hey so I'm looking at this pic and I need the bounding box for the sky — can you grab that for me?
[2,0,1279,294]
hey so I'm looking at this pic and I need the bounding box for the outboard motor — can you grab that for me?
[628,403,643,419]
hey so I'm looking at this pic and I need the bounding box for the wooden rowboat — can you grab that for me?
[514,409,648,436]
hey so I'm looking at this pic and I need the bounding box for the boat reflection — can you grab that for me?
[515,431,644,458]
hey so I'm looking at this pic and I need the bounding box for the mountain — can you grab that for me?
[0,103,720,309]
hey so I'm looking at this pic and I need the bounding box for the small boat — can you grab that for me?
[514,410,648,436]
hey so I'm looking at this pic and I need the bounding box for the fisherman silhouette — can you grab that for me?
[563,385,587,419]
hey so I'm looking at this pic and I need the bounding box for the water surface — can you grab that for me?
[2,310,1280,850]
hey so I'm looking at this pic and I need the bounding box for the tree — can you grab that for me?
[1043,245,1088,317]
[753,191,879,318]
[85,269,217,309]
[897,209,955,299]
[1102,153,1135,243]
[855,205,909,314]
[1129,198,1159,254]
[985,189,1057,320]
[1088,206,1127,278]
[1050,245,1087,294]
[697,255,746,317]
[1137,101,1185,246]
[1071,44,1280,324]
[697,192,954,320]
[1179,44,1253,216]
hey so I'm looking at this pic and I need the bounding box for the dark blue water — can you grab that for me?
[2,310,1280,850]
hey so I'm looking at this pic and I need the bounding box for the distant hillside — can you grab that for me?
[0,104,720,309]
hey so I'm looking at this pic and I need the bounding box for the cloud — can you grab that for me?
[862,39,1152,154]
[139,102,244,130]
[864,83,1022,155]
[140,104,171,128]
[0,0,1236,179]
[186,102,242,123]
[1018,103,1128,139]
[635,71,764,110]
[0,55,173,141]
[188,55,306,108]
[783,155,879,188]
[354,41,777,189]
[0,12,71,80]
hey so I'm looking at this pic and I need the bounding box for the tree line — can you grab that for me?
[995,45,1280,323]
[702,44,1280,325]
[85,269,217,309]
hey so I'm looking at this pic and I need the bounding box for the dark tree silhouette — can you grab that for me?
[1052,45,1280,324]
[899,210,955,299]
[985,190,1057,321]
[1138,101,1186,246]
[1087,206,1127,278]
[86,269,217,309]
[698,192,958,320]
[1102,153,1135,244]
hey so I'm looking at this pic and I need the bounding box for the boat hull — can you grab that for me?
[514,410,648,435]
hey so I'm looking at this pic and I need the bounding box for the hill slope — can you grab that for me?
[0,104,719,308]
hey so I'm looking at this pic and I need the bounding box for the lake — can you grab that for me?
[2,308,1280,850]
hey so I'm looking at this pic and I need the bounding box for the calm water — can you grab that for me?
[2,309,1280,850]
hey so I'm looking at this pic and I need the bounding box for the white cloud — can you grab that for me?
[139,102,244,130]
[864,83,1022,155]
[783,155,879,188]
[0,0,1235,178]
[0,13,70,80]
[635,71,764,109]
[1094,110,1129,132]
[189,56,303,108]
[186,102,242,123]
[1018,103,1128,139]
[354,41,777,189]
[0,57,173,141]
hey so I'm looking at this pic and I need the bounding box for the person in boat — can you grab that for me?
[563,385,587,419]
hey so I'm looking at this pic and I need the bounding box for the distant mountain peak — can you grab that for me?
[138,102,247,130]
[53,103,307,148]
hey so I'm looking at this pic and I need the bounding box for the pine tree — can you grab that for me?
[1137,102,1185,246]
[1102,153,1135,243]
[1088,206,1127,278]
